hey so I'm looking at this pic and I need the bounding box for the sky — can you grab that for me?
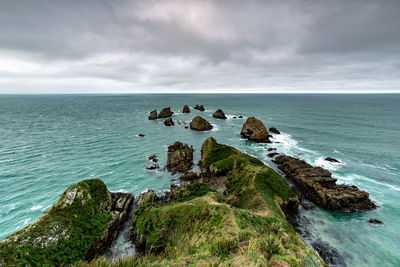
[0,0,399,94]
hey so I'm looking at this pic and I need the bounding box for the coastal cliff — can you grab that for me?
[0,179,134,266]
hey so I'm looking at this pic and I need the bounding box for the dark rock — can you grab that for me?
[182,105,190,113]
[238,115,243,118]
[240,117,270,143]
[164,117,174,126]
[269,127,281,134]
[325,157,340,163]
[212,109,227,119]
[184,126,189,129]
[166,142,194,173]
[158,107,173,118]
[368,219,383,224]
[311,239,346,266]
[190,116,213,131]
[138,134,145,137]
[146,164,159,170]
[179,171,202,181]
[233,116,237,119]
[267,148,277,151]
[273,155,376,212]
[268,152,280,158]
[148,110,157,120]
[149,244,166,254]
[148,155,158,162]
[194,104,205,111]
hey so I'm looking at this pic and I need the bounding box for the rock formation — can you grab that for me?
[325,157,340,163]
[148,110,157,120]
[0,179,134,266]
[273,155,376,212]
[158,107,173,118]
[212,109,227,119]
[269,127,281,134]
[190,116,213,131]
[164,118,174,126]
[368,219,383,224]
[240,117,270,143]
[138,133,145,137]
[166,142,194,173]
[182,105,190,113]
[194,104,205,111]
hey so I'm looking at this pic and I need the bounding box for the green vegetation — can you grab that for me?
[0,179,113,266]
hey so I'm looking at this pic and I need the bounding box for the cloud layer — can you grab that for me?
[1,0,399,93]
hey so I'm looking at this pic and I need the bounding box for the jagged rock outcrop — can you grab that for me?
[273,155,376,212]
[148,110,157,120]
[269,127,280,134]
[0,179,134,266]
[158,107,173,118]
[194,104,205,111]
[182,105,190,113]
[368,219,383,224]
[164,118,174,126]
[166,142,194,173]
[240,117,270,143]
[190,116,213,131]
[212,109,227,119]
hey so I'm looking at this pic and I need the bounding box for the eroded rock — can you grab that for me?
[212,109,227,119]
[190,116,213,131]
[164,118,174,126]
[158,107,173,118]
[148,110,157,120]
[269,127,280,134]
[166,142,194,173]
[273,155,376,212]
[240,117,270,143]
[182,105,190,113]
[194,104,205,111]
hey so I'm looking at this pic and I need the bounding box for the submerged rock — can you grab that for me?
[194,104,205,111]
[182,105,190,113]
[273,155,376,212]
[0,179,134,266]
[368,219,383,224]
[148,155,158,162]
[268,152,280,158]
[240,117,270,143]
[190,116,213,131]
[164,118,174,126]
[267,148,277,151]
[158,107,173,118]
[166,142,194,173]
[325,157,340,163]
[148,110,157,120]
[269,127,281,134]
[212,109,227,119]
[138,133,145,137]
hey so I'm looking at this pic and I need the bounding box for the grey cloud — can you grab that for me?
[0,0,399,93]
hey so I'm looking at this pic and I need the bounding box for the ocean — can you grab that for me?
[0,94,399,266]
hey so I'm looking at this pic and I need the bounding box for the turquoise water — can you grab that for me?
[0,94,399,266]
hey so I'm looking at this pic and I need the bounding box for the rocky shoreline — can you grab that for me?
[0,107,379,266]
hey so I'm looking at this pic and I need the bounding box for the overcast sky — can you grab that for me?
[0,0,399,93]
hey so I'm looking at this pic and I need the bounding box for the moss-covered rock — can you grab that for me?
[0,179,134,266]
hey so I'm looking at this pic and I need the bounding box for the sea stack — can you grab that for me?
[182,105,190,113]
[148,110,157,120]
[194,104,205,111]
[190,116,213,131]
[166,141,194,173]
[164,118,174,126]
[240,117,270,143]
[212,109,227,119]
[158,107,173,118]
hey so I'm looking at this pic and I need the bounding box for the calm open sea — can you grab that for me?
[0,94,399,266]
